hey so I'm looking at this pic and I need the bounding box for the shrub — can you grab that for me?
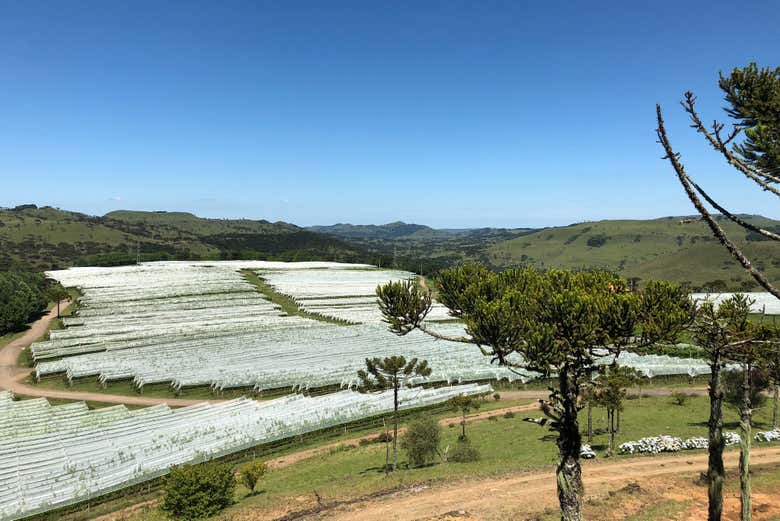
[503,410,515,419]
[161,462,236,520]
[671,391,688,406]
[449,439,481,463]
[239,461,267,493]
[401,417,441,467]
[586,234,608,248]
[493,392,501,401]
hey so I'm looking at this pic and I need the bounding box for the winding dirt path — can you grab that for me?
[310,447,780,521]
[0,300,220,407]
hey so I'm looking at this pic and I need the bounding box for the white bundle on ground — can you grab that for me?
[580,444,596,459]
[619,435,683,454]
[620,432,742,454]
[0,384,489,521]
[681,437,709,450]
[755,430,780,442]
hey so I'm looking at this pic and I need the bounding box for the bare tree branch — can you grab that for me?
[682,93,780,194]
[417,323,473,343]
[686,176,780,241]
[656,103,780,299]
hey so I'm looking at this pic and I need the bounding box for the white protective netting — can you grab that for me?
[0,384,489,520]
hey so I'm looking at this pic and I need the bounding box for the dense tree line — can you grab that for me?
[0,270,65,335]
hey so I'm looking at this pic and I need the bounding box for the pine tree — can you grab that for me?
[356,355,432,472]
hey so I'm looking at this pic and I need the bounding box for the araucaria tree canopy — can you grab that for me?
[376,268,693,521]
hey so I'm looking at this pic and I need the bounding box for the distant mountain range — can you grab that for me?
[2,205,779,291]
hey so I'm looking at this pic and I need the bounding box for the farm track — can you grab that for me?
[0,300,221,407]
[297,447,780,521]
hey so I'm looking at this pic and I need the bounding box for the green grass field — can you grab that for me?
[488,216,780,290]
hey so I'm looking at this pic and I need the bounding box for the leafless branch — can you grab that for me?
[656,104,780,299]
[681,93,780,194]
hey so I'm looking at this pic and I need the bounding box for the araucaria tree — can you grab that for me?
[376,271,691,521]
[656,63,780,295]
[591,365,640,456]
[688,294,754,521]
[448,394,481,440]
[357,355,432,472]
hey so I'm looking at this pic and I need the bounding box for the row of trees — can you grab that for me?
[0,270,68,335]
[657,62,780,521]
[375,270,780,521]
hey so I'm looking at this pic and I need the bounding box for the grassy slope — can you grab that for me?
[107,394,779,521]
[488,216,780,289]
[0,206,363,270]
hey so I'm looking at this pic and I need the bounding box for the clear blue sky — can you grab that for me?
[1,1,778,228]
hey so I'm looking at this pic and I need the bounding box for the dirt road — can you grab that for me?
[311,447,780,521]
[0,300,220,407]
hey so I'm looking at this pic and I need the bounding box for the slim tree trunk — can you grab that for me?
[607,409,615,456]
[773,383,779,431]
[739,365,752,521]
[587,403,593,443]
[556,368,583,521]
[383,417,389,475]
[392,383,399,472]
[617,408,621,434]
[461,410,466,440]
[708,359,725,521]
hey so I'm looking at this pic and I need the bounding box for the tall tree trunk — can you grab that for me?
[740,365,752,521]
[708,358,725,521]
[607,409,615,456]
[773,383,779,431]
[587,403,593,443]
[556,368,583,521]
[383,417,389,475]
[392,384,399,472]
[617,408,621,434]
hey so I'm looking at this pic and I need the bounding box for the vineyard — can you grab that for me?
[30,261,731,392]
[0,384,489,520]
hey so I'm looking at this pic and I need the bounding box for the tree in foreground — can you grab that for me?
[377,271,691,521]
[357,355,432,472]
[401,416,441,467]
[688,294,755,521]
[161,462,236,521]
[725,319,780,521]
[448,394,481,440]
[239,461,268,495]
[656,63,780,296]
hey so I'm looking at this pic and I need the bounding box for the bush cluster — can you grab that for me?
[239,461,267,493]
[401,417,441,467]
[161,462,236,520]
[449,439,480,463]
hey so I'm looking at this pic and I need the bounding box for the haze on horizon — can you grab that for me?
[1,1,778,228]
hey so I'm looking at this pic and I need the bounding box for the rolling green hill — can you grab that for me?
[4,205,779,290]
[308,222,536,269]
[0,206,365,271]
[487,215,780,290]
